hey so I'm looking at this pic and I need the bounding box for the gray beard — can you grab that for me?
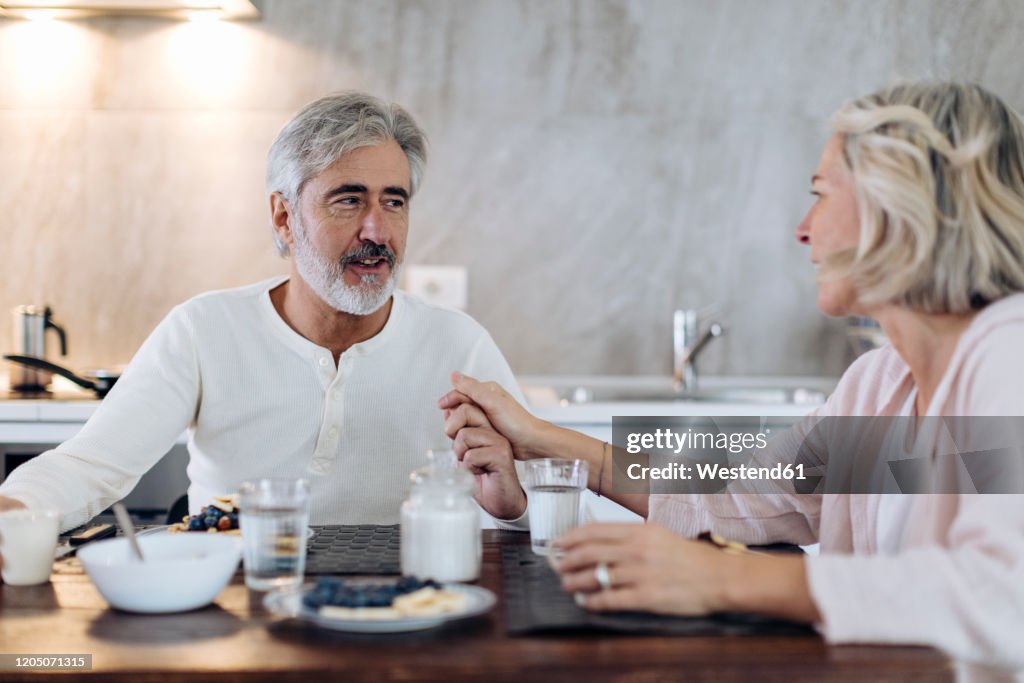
[291,218,399,316]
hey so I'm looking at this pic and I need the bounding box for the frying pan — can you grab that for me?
[3,354,120,397]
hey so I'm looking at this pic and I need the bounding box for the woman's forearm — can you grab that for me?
[529,422,649,518]
[720,552,822,624]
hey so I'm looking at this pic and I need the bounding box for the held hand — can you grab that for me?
[0,496,28,582]
[438,372,545,461]
[453,421,527,522]
[553,522,736,616]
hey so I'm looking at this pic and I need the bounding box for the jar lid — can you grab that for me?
[409,450,474,492]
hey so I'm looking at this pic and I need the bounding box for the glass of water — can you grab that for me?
[239,478,310,591]
[525,459,589,556]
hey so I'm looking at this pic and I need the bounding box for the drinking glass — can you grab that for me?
[525,459,588,556]
[239,479,310,591]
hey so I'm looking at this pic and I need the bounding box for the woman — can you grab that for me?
[439,82,1024,669]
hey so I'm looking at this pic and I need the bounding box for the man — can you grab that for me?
[0,92,527,540]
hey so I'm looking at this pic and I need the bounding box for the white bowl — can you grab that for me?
[78,533,242,614]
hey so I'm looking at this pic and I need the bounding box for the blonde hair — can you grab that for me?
[827,82,1024,313]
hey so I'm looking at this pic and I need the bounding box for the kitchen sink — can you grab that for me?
[520,376,835,407]
[558,385,826,405]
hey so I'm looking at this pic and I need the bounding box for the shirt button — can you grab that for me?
[332,390,342,400]
[318,357,329,367]
[328,427,339,439]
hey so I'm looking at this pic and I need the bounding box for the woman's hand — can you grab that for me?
[439,372,549,461]
[554,522,820,623]
[439,373,651,518]
[554,522,740,615]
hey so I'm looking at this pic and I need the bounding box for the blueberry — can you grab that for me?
[312,578,342,602]
[228,512,239,526]
[367,589,391,607]
[333,588,356,607]
[204,516,218,529]
[188,517,205,531]
[316,576,343,591]
[396,576,421,593]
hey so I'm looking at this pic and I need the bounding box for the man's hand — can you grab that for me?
[0,496,26,513]
[0,496,28,582]
[449,407,527,521]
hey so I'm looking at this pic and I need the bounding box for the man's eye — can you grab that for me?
[335,197,360,206]
[385,198,406,208]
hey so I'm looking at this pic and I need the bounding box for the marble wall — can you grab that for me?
[3,0,1024,378]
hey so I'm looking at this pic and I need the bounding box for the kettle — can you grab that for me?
[9,305,68,391]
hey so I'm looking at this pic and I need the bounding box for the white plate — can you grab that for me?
[138,525,315,539]
[263,583,496,633]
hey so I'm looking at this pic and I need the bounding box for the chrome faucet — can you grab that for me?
[673,309,724,391]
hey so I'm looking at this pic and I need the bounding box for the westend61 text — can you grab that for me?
[627,462,807,481]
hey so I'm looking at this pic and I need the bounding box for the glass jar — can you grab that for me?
[400,451,481,582]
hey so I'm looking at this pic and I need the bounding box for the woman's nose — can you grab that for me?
[795,210,811,244]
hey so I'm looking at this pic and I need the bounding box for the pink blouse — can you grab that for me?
[648,294,1024,670]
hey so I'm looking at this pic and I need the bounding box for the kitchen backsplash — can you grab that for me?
[3,0,1023,376]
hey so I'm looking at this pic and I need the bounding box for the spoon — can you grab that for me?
[112,503,144,562]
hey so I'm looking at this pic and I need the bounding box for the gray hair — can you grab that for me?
[827,81,1024,313]
[266,91,428,256]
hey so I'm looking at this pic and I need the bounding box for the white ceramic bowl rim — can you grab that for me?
[78,534,242,568]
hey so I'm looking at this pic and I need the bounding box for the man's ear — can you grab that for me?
[270,192,295,249]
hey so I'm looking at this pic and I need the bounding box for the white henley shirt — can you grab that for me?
[0,276,528,532]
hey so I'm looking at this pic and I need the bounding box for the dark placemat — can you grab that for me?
[304,524,401,575]
[501,545,814,636]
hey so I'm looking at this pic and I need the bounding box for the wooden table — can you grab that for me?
[0,531,953,682]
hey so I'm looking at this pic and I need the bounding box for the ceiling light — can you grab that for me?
[0,0,259,20]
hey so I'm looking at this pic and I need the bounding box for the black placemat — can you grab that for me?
[501,545,814,636]
[304,524,401,575]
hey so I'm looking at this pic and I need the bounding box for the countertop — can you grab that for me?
[0,374,838,434]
